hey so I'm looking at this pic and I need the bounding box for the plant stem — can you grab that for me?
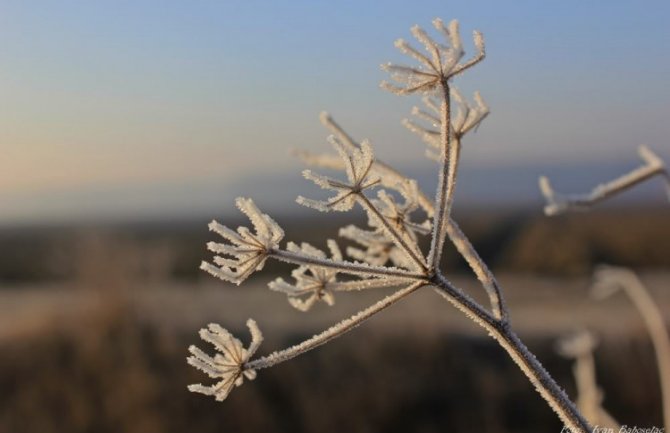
[356,193,428,272]
[431,272,592,433]
[615,271,670,431]
[444,218,508,321]
[246,281,426,370]
[428,81,455,271]
[271,249,425,280]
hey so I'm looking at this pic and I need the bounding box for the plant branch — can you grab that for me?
[444,218,508,321]
[246,280,427,370]
[540,145,670,216]
[356,193,428,272]
[270,248,425,280]
[330,277,406,292]
[431,272,592,433]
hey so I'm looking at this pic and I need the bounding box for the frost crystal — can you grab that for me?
[187,319,263,401]
[297,136,379,212]
[269,241,342,311]
[201,198,284,285]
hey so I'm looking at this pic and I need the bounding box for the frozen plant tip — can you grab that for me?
[297,138,379,212]
[187,319,263,401]
[200,198,284,285]
[381,18,484,95]
[539,145,670,216]
[403,89,489,161]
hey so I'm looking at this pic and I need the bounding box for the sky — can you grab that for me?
[1,0,669,224]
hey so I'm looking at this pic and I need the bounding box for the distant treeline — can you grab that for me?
[0,207,668,284]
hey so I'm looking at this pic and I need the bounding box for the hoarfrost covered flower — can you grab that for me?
[403,90,489,161]
[200,198,284,285]
[381,18,484,96]
[187,319,263,401]
[269,241,342,311]
[297,136,379,212]
[370,181,431,242]
[339,225,412,268]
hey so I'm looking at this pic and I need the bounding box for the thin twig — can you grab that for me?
[540,145,670,216]
[431,272,592,433]
[356,193,428,272]
[444,219,508,321]
[246,280,427,370]
[270,248,425,280]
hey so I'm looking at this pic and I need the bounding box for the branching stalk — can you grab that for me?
[356,193,428,272]
[431,272,591,433]
[444,219,508,321]
[193,17,592,432]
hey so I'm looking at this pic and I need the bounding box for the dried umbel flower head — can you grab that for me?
[297,137,379,212]
[381,18,485,95]
[268,241,341,311]
[403,89,489,161]
[200,198,284,285]
[187,319,263,401]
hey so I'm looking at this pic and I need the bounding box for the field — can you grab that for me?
[0,209,668,432]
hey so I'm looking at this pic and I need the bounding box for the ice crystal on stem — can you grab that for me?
[187,319,263,401]
[200,198,284,285]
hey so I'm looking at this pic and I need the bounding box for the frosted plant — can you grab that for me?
[187,319,263,401]
[591,266,670,431]
[556,331,620,429]
[539,145,670,216]
[190,17,593,433]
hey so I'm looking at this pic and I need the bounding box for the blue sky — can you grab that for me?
[1,1,669,223]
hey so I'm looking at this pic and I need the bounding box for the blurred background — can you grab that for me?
[1,1,669,432]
